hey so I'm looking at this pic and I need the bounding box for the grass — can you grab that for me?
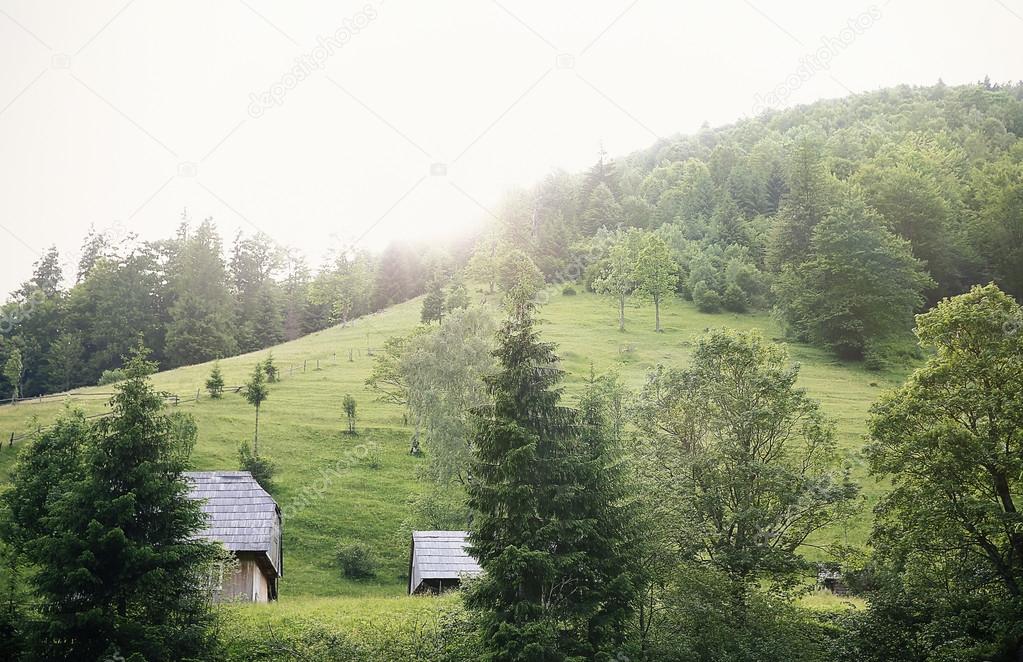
[0,287,913,601]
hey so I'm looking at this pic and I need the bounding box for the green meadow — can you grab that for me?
[0,288,911,601]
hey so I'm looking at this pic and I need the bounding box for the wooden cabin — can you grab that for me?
[408,530,482,595]
[185,471,282,603]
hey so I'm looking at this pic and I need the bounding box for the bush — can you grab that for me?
[562,284,577,296]
[238,441,276,491]
[335,539,377,579]
[692,280,722,313]
[96,368,126,386]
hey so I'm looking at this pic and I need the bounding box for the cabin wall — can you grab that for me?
[216,554,272,603]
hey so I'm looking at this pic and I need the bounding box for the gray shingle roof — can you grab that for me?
[409,531,481,594]
[184,471,282,577]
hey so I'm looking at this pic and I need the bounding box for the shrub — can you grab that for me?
[335,539,377,579]
[562,284,577,296]
[692,280,722,313]
[96,368,126,386]
[238,441,276,491]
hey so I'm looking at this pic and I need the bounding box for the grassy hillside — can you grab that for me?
[0,289,911,599]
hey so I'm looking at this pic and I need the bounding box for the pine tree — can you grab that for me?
[243,362,270,454]
[466,305,637,660]
[164,219,237,366]
[205,360,225,398]
[263,352,279,383]
[3,345,219,660]
[421,278,446,324]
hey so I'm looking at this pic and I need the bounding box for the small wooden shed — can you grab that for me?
[408,530,482,595]
[185,471,282,603]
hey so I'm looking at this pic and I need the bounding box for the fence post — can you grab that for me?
[316,359,319,371]
[196,388,200,402]
[8,432,12,448]
[303,360,307,373]
[349,348,353,362]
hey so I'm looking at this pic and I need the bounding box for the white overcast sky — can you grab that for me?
[1,0,1021,293]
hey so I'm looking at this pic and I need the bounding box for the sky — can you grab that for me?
[1,0,1021,294]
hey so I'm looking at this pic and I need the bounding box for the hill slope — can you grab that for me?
[0,290,909,598]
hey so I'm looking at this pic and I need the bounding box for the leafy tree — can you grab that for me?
[342,394,357,434]
[205,360,225,398]
[45,331,83,393]
[2,346,219,661]
[401,307,495,483]
[164,219,237,367]
[466,238,500,294]
[865,283,1023,659]
[466,304,638,660]
[365,329,429,411]
[446,275,471,312]
[243,362,270,454]
[634,330,858,591]
[421,277,446,324]
[633,233,678,332]
[774,191,934,358]
[593,229,641,331]
[3,348,22,402]
[495,249,544,311]
[238,440,276,491]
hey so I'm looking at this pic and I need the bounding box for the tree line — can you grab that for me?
[0,219,456,400]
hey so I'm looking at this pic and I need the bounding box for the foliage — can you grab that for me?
[561,284,576,295]
[1,344,220,661]
[634,329,859,587]
[592,228,642,331]
[632,232,678,331]
[96,367,127,386]
[206,360,225,398]
[774,190,935,358]
[263,352,279,383]
[422,277,447,324]
[495,249,544,311]
[335,538,378,579]
[343,394,357,434]
[2,349,22,401]
[243,362,270,453]
[864,283,1023,659]
[238,440,276,491]
[465,305,639,660]
[401,307,496,483]
[164,219,238,367]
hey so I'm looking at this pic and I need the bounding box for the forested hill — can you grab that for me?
[467,79,1023,362]
[2,80,1022,400]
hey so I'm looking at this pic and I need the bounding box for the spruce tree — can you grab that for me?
[3,345,218,660]
[421,278,446,324]
[205,360,225,398]
[466,304,637,660]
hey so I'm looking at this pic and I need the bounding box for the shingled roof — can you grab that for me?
[184,471,282,578]
[408,531,481,594]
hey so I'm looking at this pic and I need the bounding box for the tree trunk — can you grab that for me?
[618,294,626,332]
[654,294,662,332]
[254,405,260,455]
